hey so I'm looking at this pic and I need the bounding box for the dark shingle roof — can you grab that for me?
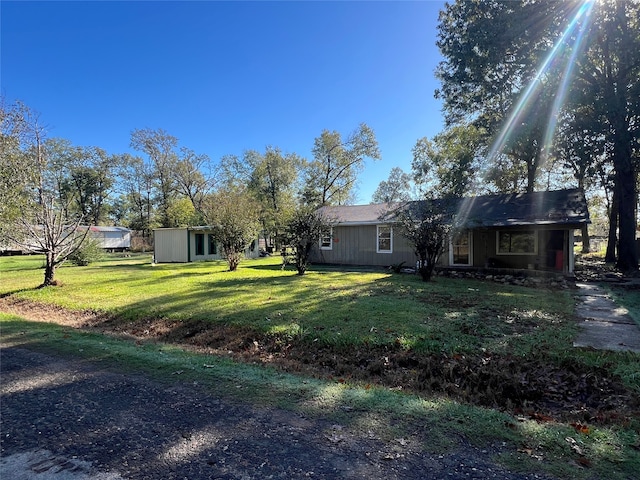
[319,189,589,228]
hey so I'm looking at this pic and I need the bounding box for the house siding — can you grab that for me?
[312,225,416,267]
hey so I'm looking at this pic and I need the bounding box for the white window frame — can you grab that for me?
[449,230,472,266]
[377,225,393,254]
[496,230,538,256]
[320,227,333,250]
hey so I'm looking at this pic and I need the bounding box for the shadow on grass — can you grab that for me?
[2,317,638,480]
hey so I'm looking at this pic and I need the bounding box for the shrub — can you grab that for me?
[68,238,103,266]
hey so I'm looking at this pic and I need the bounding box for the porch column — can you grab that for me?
[568,229,575,274]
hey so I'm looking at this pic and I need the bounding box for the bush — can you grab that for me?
[69,238,103,266]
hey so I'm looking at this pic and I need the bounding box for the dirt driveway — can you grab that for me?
[0,344,558,480]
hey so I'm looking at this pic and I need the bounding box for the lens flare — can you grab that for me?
[485,1,595,168]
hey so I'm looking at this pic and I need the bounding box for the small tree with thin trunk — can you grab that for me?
[1,99,89,287]
[394,198,456,281]
[202,188,260,271]
[282,207,333,275]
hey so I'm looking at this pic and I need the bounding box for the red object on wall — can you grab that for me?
[555,250,563,270]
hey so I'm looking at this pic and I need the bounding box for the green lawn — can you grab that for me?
[1,253,639,479]
[0,253,576,355]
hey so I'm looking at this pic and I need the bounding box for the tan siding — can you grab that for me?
[154,229,188,263]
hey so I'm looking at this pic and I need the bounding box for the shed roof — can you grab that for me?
[85,226,132,233]
[319,189,590,228]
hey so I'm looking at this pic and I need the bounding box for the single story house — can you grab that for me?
[153,227,260,263]
[85,226,132,251]
[1,225,132,255]
[311,188,590,275]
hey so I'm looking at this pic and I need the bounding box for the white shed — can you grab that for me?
[153,227,259,263]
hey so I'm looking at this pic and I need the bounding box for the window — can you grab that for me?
[450,230,471,265]
[497,231,537,255]
[195,233,205,256]
[320,228,333,250]
[208,234,217,255]
[377,225,392,253]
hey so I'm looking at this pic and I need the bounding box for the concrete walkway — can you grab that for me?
[573,282,640,353]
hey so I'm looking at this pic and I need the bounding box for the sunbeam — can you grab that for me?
[485,1,595,168]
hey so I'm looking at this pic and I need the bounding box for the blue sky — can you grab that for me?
[1,0,446,203]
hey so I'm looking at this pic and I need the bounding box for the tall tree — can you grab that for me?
[174,147,215,219]
[117,153,156,236]
[372,167,412,204]
[435,0,640,271]
[130,128,179,228]
[412,124,484,197]
[58,145,117,225]
[249,146,303,249]
[573,0,640,272]
[436,0,570,193]
[302,123,380,207]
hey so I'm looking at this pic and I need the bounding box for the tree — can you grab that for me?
[372,167,413,204]
[281,207,333,275]
[253,147,303,249]
[552,110,605,253]
[302,123,380,207]
[221,147,303,251]
[435,0,571,193]
[0,100,88,287]
[412,124,484,197]
[58,145,117,225]
[174,147,215,219]
[394,198,456,282]
[435,0,640,272]
[130,128,179,228]
[117,153,156,236]
[573,0,640,272]
[202,188,260,271]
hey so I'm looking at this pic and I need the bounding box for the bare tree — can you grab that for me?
[1,100,88,286]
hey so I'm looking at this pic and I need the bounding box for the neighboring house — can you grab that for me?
[1,225,131,255]
[85,226,132,251]
[311,188,590,275]
[153,227,260,263]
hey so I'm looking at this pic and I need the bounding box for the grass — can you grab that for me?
[1,253,639,479]
[0,254,576,356]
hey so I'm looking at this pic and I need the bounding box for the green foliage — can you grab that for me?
[202,187,260,271]
[68,237,103,266]
[412,124,485,197]
[302,123,380,207]
[371,167,412,203]
[394,198,456,281]
[435,0,640,269]
[281,207,332,275]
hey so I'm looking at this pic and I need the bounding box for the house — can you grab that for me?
[1,225,132,255]
[153,227,260,263]
[86,226,132,251]
[310,189,590,275]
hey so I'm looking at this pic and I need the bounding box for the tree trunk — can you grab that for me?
[605,186,618,263]
[614,159,638,272]
[42,252,56,287]
[581,224,590,254]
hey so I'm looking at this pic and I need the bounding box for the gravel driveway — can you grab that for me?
[1,345,556,480]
